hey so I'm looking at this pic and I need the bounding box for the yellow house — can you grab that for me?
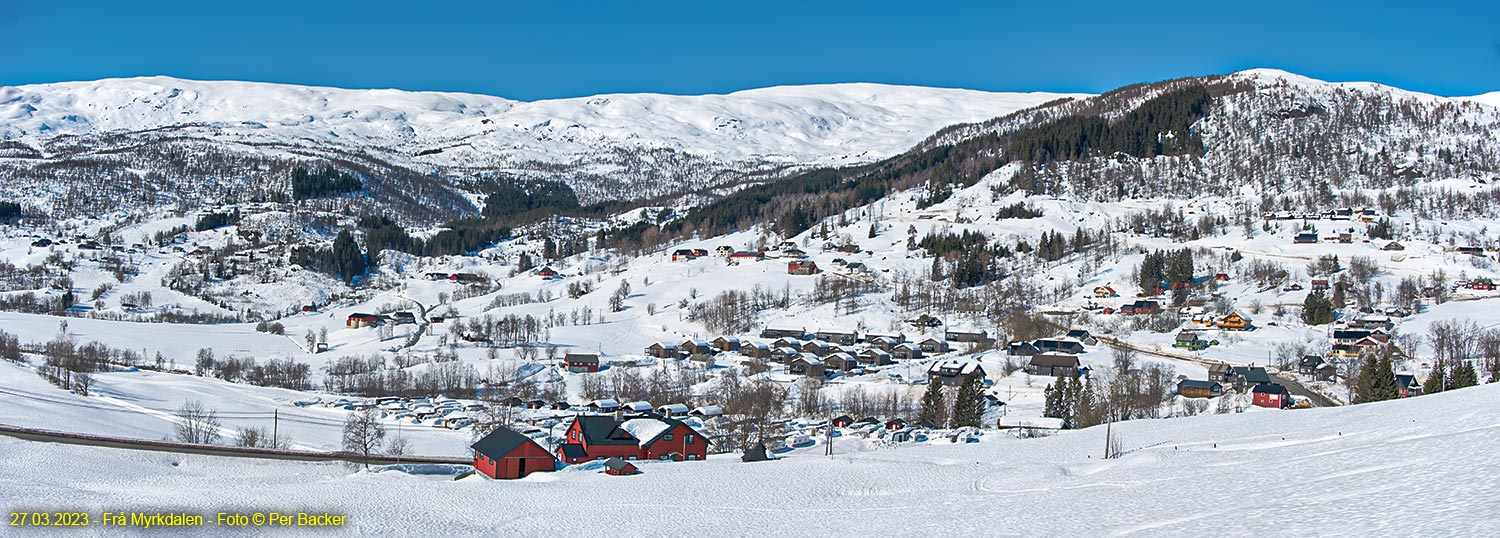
[1216,311,1252,331]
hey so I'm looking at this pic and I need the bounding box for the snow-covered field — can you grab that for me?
[3,381,1497,536]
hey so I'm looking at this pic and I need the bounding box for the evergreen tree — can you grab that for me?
[950,375,986,428]
[329,230,367,284]
[1043,380,1063,421]
[1301,291,1336,325]
[1452,360,1479,389]
[1371,351,1399,401]
[1353,354,1380,404]
[1423,360,1447,395]
[918,379,946,427]
[867,224,877,239]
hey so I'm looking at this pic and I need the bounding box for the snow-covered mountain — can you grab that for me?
[0,77,1078,217]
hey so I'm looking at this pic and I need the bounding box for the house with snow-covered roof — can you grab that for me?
[927,359,986,387]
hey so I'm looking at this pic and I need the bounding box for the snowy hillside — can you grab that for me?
[0,77,1078,214]
[4,380,1498,536]
[0,77,1075,165]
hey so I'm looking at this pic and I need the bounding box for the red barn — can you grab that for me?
[788,260,819,275]
[1251,383,1291,409]
[471,427,557,480]
[536,266,559,278]
[604,457,639,476]
[345,313,381,328]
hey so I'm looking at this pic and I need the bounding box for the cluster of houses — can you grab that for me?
[470,410,713,480]
[1325,315,1394,359]
[1264,207,1382,222]
[666,242,874,275]
[1176,364,1293,409]
[634,328,992,379]
[422,271,485,283]
[1006,330,1099,378]
[345,310,423,328]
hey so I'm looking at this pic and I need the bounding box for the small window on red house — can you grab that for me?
[686,435,694,444]
[664,434,674,441]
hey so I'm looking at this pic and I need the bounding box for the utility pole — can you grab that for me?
[1103,420,1113,460]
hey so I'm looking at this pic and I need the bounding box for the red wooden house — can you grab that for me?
[1251,383,1291,409]
[555,415,710,463]
[787,260,819,275]
[536,266,559,278]
[556,415,643,464]
[471,427,557,480]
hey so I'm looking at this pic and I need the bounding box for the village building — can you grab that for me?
[823,352,860,372]
[471,427,557,480]
[857,348,893,366]
[917,337,948,354]
[564,353,600,373]
[729,251,764,261]
[644,343,679,359]
[831,415,854,428]
[1093,285,1118,298]
[680,340,714,356]
[891,343,923,361]
[1230,366,1273,390]
[345,313,381,328]
[770,346,801,363]
[1174,331,1208,351]
[801,340,834,357]
[1026,354,1081,377]
[1176,379,1224,399]
[690,405,723,418]
[1251,383,1291,408]
[927,359,986,387]
[742,343,772,359]
[1120,300,1161,315]
[656,403,691,417]
[711,336,742,352]
[759,327,806,339]
[944,329,990,343]
[1064,329,1098,346]
[1216,311,1252,331]
[1298,355,1327,376]
[1395,374,1423,398]
[604,457,639,476]
[536,266,559,278]
[1034,338,1085,354]
[1008,340,1041,356]
[1208,363,1233,383]
[1294,232,1319,244]
[787,260,819,275]
[789,355,826,377]
[815,330,859,346]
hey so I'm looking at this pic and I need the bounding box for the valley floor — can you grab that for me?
[3,382,1498,537]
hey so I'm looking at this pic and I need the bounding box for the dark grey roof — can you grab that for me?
[574,415,639,446]
[564,353,599,363]
[1233,366,1272,384]
[1177,379,1220,390]
[471,427,541,458]
[1252,383,1288,395]
[1395,374,1419,388]
[1029,354,1081,368]
[557,443,587,459]
[604,457,635,471]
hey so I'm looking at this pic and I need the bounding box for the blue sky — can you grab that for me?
[2,0,1496,99]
